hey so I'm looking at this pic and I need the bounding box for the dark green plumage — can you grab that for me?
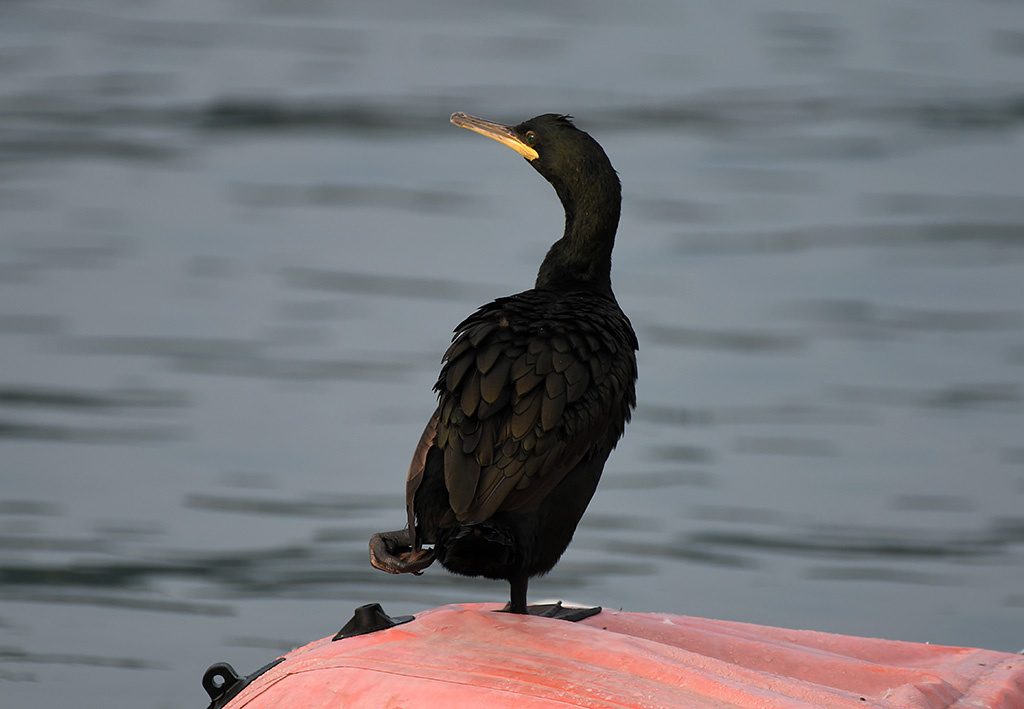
[370,113,637,615]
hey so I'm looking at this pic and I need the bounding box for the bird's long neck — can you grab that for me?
[535,162,621,295]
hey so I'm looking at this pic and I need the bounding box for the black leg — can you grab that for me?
[499,575,601,621]
[507,574,528,614]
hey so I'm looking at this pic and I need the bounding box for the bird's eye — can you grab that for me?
[525,131,537,146]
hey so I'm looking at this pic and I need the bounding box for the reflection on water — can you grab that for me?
[3,495,1018,598]
[676,222,1024,258]
[2,0,1024,706]
[63,335,412,381]
[232,182,477,214]
[688,523,1006,560]
[788,300,1024,334]
[0,386,186,411]
[829,382,1021,410]
[0,420,180,444]
[281,266,496,302]
[0,385,187,443]
[0,648,163,671]
[647,324,805,353]
[637,401,870,426]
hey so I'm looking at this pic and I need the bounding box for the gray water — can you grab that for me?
[2,1,1024,706]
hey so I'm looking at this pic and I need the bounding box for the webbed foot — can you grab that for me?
[369,529,436,575]
[499,600,602,622]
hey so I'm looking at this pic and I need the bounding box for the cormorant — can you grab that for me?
[369,112,637,615]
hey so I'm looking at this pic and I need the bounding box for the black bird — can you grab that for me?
[370,112,637,615]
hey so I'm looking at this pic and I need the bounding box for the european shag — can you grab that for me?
[369,112,638,615]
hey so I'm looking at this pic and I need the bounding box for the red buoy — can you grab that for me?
[205,603,1024,708]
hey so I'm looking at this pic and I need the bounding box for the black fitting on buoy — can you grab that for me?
[202,657,284,709]
[200,603,413,707]
[333,602,414,640]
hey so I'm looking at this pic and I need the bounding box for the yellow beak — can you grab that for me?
[450,112,539,161]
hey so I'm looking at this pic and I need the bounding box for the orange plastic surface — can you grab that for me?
[227,603,1024,708]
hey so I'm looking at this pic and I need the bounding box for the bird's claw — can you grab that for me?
[369,529,436,575]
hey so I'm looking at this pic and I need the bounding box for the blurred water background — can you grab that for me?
[2,0,1024,706]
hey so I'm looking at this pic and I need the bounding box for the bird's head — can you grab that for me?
[450,112,614,188]
[450,111,621,293]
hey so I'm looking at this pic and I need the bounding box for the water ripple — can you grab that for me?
[646,325,805,354]
[183,492,399,518]
[0,386,188,412]
[676,222,1024,257]
[0,419,182,444]
[829,383,1022,411]
[230,182,477,215]
[62,335,411,381]
[281,266,500,302]
[784,299,1024,336]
